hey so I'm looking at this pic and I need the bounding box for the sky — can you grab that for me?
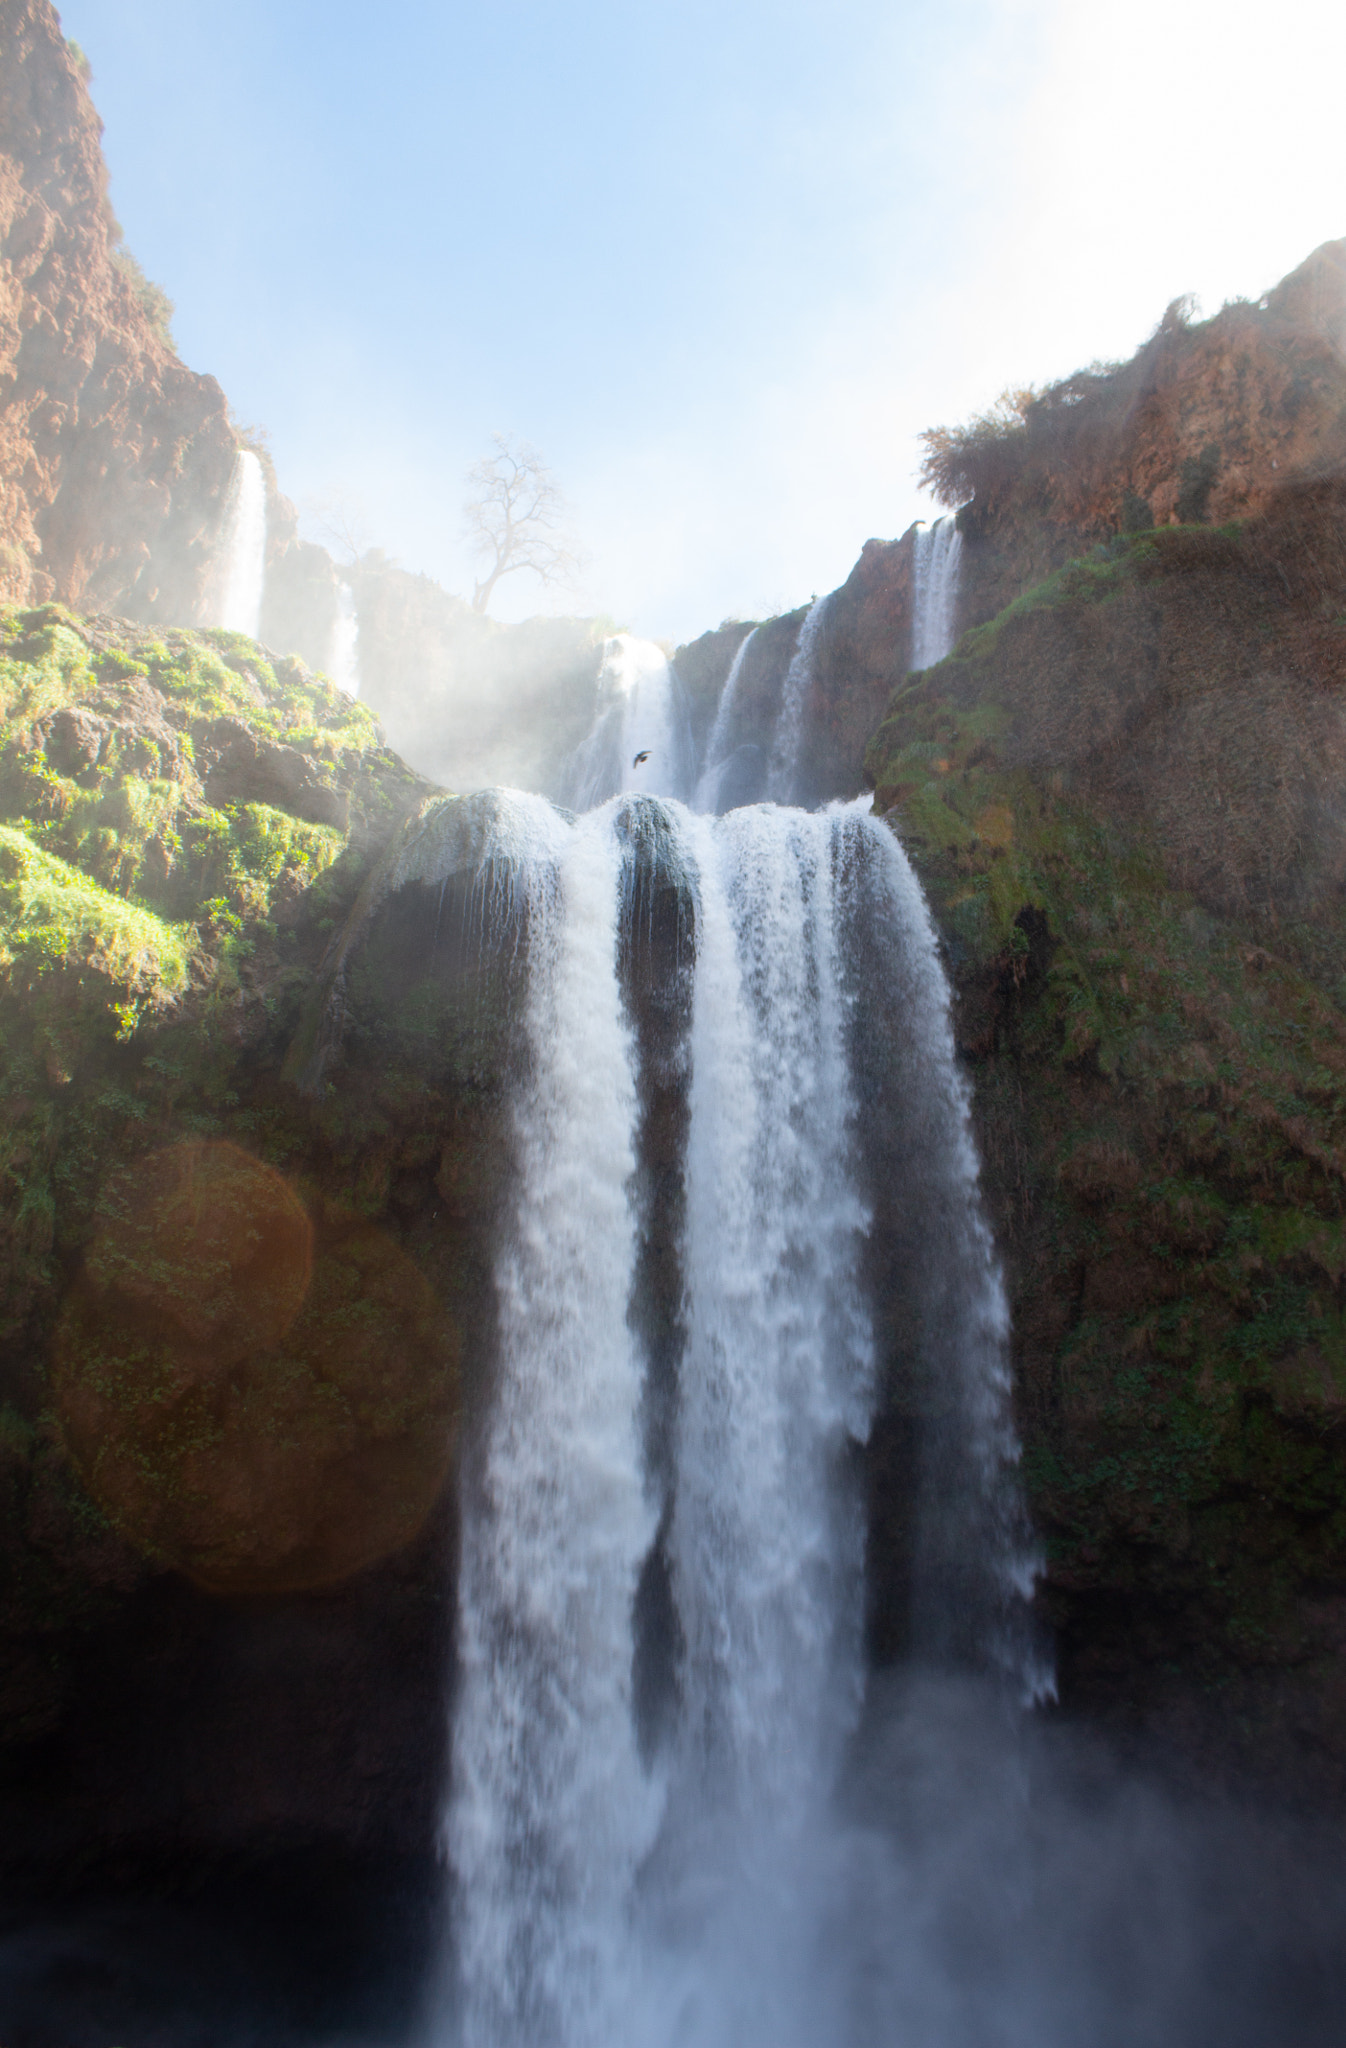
[56,0,1346,642]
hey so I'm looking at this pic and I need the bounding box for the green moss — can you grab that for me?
[0,616,96,724]
[0,824,194,1001]
[0,606,380,771]
[868,531,1346,1690]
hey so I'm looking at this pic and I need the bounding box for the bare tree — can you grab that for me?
[463,435,580,615]
[304,489,373,565]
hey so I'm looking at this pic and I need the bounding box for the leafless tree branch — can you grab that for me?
[463,434,582,614]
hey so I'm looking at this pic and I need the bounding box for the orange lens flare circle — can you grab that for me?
[55,1141,459,1596]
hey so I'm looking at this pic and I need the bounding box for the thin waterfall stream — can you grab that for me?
[210,448,267,638]
[911,519,963,670]
[439,638,1043,2047]
[692,626,757,812]
[331,579,361,696]
[767,594,830,801]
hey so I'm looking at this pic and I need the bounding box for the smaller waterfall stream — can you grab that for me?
[692,627,758,813]
[564,636,693,811]
[767,595,829,802]
[911,519,963,670]
[212,449,267,639]
[330,580,361,696]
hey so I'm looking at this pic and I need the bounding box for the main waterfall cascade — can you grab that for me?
[210,448,267,639]
[911,519,963,671]
[440,634,1046,2048]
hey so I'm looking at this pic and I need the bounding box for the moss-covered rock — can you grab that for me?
[54,1140,460,1595]
[0,604,498,1787]
[866,482,1346,1794]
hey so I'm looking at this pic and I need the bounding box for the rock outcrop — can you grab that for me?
[923,241,1346,641]
[866,475,1346,1801]
[670,535,921,812]
[0,0,237,620]
[6,0,1346,1972]
[0,604,481,1999]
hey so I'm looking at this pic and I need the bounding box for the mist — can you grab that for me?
[51,0,1346,640]
[4,1675,1344,2047]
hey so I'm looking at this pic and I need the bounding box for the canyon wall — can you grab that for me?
[867,478,1346,1798]
[0,0,610,804]
[0,0,237,621]
[939,241,1346,635]
[7,0,1346,1932]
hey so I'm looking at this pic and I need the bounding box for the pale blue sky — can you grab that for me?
[58,0,1346,638]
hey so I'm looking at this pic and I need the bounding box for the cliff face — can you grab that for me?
[918,241,1346,643]
[677,246,1346,826]
[0,0,236,622]
[866,477,1346,1799]
[670,532,921,812]
[0,604,478,1975]
[0,3,650,805]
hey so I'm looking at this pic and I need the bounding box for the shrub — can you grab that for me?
[111,250,175,351]
[1176,443,1222,525]
[1120,489,1153,533]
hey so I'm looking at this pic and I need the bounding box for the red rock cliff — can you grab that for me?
[0,0,236,619]
[921,240,1346,631]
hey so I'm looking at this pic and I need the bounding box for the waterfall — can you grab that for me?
[212,449,267,639]
[767,595,829,803]
[911,518,963,670]
[564,635,693,810]
[330,580,361,697]
[439,773,1042,2047]
[692,627,757,812]
[447,795,660,2048]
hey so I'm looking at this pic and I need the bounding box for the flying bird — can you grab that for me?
[632,750,651,767]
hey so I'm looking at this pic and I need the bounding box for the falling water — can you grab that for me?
[767,595,830,802]
[692,627,758,812]
[564,635,693,810]
[638,803,876,2047]
[212,449,267,639]
[441,769,1040,2047]
[911,518,963,670]
[330,580,361,697]
[446,794,661,2048]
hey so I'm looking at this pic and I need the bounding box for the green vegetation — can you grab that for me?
[1176,441,1222,525]
[917,385,1038,508]
[111,249,175,350]
[867,517,1346,1704]
[0,824,193,1002]
[0,596,405,1049]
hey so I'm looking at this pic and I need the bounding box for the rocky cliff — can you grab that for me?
[0,0,238,622]
[866,474,1346,1799]
[5,0,1346,1998]
[929,240,1346,639]
[0,0,613,811]
[0,602,482,2027]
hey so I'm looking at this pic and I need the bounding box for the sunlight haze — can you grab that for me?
[57,0,1346,637]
